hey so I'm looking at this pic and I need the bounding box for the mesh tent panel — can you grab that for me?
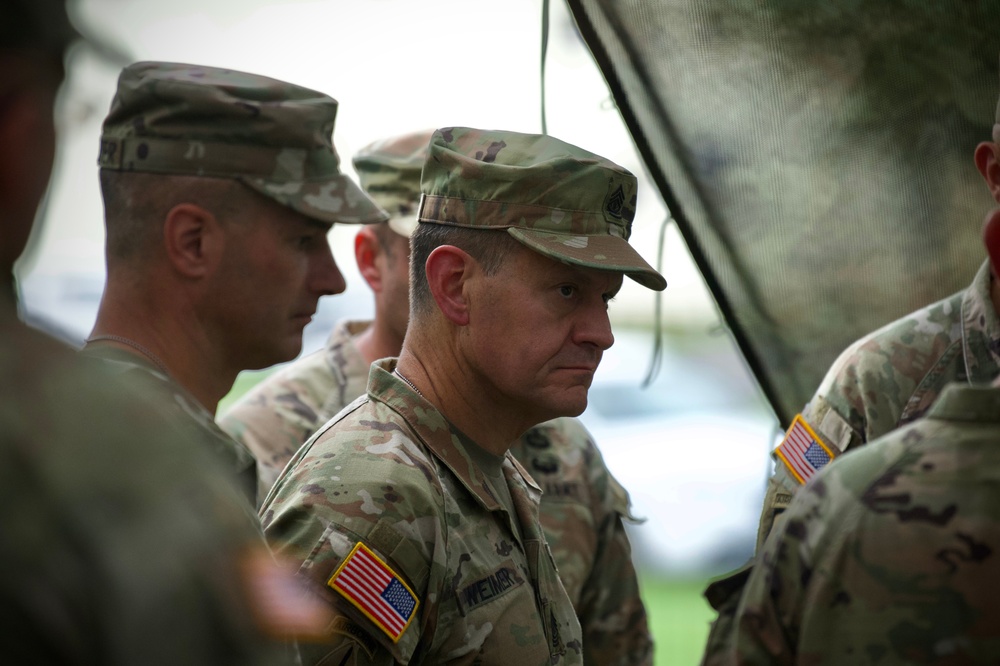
[567,0,1000,425]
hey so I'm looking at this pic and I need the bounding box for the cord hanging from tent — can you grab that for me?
[642,214,672,389]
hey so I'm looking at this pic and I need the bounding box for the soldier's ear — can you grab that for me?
[974,142,1000,204]
[355,226,383,292]
[163,203,219,278]
[424,244,472,326]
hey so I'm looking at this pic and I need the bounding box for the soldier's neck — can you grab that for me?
[395,347,524,457]
[992,270,1000,319]
[354,317,404,366]
[89,287,234,416]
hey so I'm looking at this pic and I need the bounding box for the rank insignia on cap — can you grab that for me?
[327,542,419,643]
[604,184,626,219]
[775,414,836,484]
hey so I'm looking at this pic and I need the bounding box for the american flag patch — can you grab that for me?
[775,414,836,484]
[327,542,419,643]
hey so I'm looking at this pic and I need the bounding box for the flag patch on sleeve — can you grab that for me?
[775,414,836,485]
[327,542,419,643]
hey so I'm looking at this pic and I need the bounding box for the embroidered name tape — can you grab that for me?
[457,561,525,615]
[327,542,419,643]
[775,414,836,484]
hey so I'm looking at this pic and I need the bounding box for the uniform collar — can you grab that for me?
[324,318,373,388]
[928,382,1000,423]
[366,358,542,513]
[962,259,1000,384]
[80,344,229,440]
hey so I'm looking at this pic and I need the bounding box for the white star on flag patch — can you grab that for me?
[327,542,419,643]
[775,414,836,484]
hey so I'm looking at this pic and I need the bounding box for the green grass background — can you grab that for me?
[643,576,714,665]
[222,370,717,665]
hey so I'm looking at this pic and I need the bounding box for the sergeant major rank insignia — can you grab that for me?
[605,183,626,219]
[602,179,634,237]
[327,542,419,643]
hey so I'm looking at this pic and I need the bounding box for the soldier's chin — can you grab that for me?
[538,393,589,421]
[246,336,303,371]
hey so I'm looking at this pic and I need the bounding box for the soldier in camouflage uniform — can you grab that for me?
[261,127,666,665]
[0,5,309,662]
[727,373,1000,664]
[81,61,387,507]
[701,77,1000,664]
[221,130,654,665]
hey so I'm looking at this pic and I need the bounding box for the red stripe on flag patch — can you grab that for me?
[327,542,419,643]
[774,414,836,485]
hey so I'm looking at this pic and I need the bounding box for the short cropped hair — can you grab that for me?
[409,223,521,317]
[371,222,407,262]
[99,170,245,264]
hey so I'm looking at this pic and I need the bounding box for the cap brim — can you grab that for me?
[387,214,419,238]
[241,173,389,225]
[508,228,667,291]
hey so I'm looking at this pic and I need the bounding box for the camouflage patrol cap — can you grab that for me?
[352,129,433,238]
[419,127,666,291]
[98,62,388,225]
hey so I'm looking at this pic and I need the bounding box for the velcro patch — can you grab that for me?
[775,414,836,484]
[327,542,419,643]
[329,616,378,659]
[457,561,525,615]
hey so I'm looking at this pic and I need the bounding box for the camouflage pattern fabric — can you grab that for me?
[510,419,653,665]
[261,359,583,665]
[99,61,388,226]
[728,382,1000,664]
[83,344,259,508]
[222,319,654,665]
[0,300,293,664]
[701,258,1000,664]
[352,129,430,238]
[756,258,1000,551]
[419,127,666,291]
[221,319,371,501]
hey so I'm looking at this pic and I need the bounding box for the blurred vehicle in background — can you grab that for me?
[578,329,779,578]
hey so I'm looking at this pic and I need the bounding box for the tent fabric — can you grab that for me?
[567,0,1000,425]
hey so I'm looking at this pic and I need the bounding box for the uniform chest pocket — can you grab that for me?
[455,559,526,615]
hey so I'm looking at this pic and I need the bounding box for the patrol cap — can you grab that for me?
[98,62,388,226]
[352,129,433,238]
[418,127,666,291]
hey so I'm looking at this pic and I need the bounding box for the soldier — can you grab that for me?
[221,129,654,665]
[261,127,666,665]
[82,61,387,507]
[729,377,1000,663]
[702,72,1000,662]
[727,215,1000,661]
[0,2,318,662]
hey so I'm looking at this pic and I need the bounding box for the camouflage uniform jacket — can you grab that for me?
[82,344,259,508]
[1,301,292,664]
[221,319,371,501]
[261,359,584,666]
[729,382,1000,664]
[702,259,1000,664]
[223,319,653,665]
[757,258,1000,550]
